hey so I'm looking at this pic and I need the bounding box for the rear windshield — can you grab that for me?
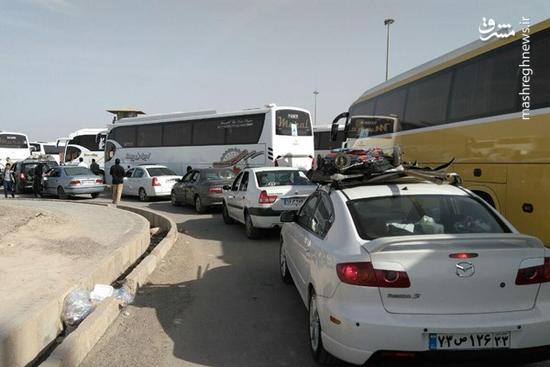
[64,167,93,176]
[347,195,510,240]
[255,170,312,187]
[202,169,236,181]
[275,110,312,136]
[147,167,176,176]
[0,134,28,149]
[22,163,37,175]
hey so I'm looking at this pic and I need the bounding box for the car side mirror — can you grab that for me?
[222,185,231,191]
[280,211,297,223]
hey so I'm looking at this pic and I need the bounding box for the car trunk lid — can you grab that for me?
[363,234,544,314]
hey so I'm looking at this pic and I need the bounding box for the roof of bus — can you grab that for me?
[111,105,311,127]
[353,18,550,104]
[66,128,107,138]
[0,131,29,136]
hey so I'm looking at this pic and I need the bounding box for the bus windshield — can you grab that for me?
[68,135,101,151]
[0,134,28,149]
[347,116,398,139]
[275,109,312,136]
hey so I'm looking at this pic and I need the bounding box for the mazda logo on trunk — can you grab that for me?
[456,262,475,278]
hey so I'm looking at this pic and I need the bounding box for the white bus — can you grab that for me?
[58,128,107,170]
[104,104,314,184]
[29,141,61,163]
[313,124,345,159]
[0,131,30,169]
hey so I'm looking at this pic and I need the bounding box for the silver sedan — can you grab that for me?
[42,166,106,199]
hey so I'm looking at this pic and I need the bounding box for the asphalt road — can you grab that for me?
[6,192,549,367]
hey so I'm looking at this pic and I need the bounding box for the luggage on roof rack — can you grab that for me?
[308,146,462,188]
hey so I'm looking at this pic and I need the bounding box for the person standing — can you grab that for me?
[3,163,15,198]
[77,157,88,168]
[90,159,101,176]
[33,163,44,197]
[109,158,125,204]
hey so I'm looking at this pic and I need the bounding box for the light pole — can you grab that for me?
[313,90,319,126]
[384,18,395,81]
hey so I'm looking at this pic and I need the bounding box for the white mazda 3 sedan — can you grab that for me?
[279,180,550,365]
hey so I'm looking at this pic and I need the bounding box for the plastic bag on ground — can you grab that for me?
[62,289,95,327]
[114,287,135,306]
[90,284,114,302]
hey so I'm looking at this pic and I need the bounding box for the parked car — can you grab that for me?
[279,180,550,365]
[222,167,317,239]
[41,166,105,199]
[13,157,59,193]
[171,168,236,213]
[122,165,180,201]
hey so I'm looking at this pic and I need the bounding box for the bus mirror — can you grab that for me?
[29,146,38,152]
[330,112,349,141]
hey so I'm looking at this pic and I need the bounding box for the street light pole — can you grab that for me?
[313,90,319,126]
[384,18,395,81]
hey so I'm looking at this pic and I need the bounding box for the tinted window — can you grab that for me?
[275,110,312,136]
[44,145,58,155]
[449,44,520,121]
[315,131,343,150]
[404,71,452,129]
[133,169,145,178]
[202,169,235,181]
[255,170,311,187]
[530,29,550,108]
[374,87,407,120]
[349,99,376,117]
[110,126,136,147]
[69,135,99,151]
[311,194,333,237]
[239,171,249,191]
[65,146,81,162]
[147,167,176,176]
[193,119,225,145]
[223,114,265,144]
[0,134,28,148]
[347,195,510,240]
[137,125,162,147]
[231,172,243,191]
[297,194,319,230]
[163,122,192,146]
[64,167,93,176]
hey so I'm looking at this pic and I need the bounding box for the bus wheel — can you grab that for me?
[139,188,149,202]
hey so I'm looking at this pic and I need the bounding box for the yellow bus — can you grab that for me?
[331,18,550,245]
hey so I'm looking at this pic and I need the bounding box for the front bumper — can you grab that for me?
[317,283,550,365]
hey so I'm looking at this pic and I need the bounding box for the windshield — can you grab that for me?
[64,167,94,176]
[147,167,176,176]
[275,110,312,136]
[68,134,101,151]
[347,195,510,240]
[347,117,397,139]
[203,169,236,181]
[0,134,28,149]
[255,170,312,187]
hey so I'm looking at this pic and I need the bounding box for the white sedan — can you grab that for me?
[222,167,317,239]
[279,181,550,365]
[123,165,180,201]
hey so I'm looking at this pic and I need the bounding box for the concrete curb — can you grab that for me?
[41,204,178,367]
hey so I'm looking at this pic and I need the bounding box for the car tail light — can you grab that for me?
[336,262,410,288]
[449,252,478,259]
[152,177,161,186]
[96,179,104,184]
[516,258,550,285]
[20,173,26,180]
[208,186,223,193]
[258,190,277,204]
[69,180,81,186]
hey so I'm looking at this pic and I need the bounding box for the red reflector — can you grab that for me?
[449,253,478,259]
[381,351,417,358]
[208,186,223,193]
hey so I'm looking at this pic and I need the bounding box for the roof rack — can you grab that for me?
[309,146,462,189]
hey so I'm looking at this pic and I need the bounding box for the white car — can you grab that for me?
[222,167,318,239]
[279,181,550,365]
[122,165,180,201]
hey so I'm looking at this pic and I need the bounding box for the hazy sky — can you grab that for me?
[1,0,548,141]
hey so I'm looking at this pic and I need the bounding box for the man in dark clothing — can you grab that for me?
[90,159,101,176]
[33,163,44,197]
[109,158,125,204]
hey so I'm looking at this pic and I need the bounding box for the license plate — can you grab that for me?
[429,332,511,350]
[83,180,95,185]
[283,198,305,207]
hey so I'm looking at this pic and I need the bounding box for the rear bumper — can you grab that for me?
[249,207,284,228]
[317,285,550,365]
[64,186,105,195]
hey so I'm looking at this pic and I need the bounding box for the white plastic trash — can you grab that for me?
[90,284,114,302]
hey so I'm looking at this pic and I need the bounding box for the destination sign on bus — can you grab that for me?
[347,116,397,138]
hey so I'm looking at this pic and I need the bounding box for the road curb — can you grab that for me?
[40,203,178,367]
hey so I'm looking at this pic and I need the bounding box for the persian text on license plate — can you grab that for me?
[429,332,511,350]
[283,198,305,207]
